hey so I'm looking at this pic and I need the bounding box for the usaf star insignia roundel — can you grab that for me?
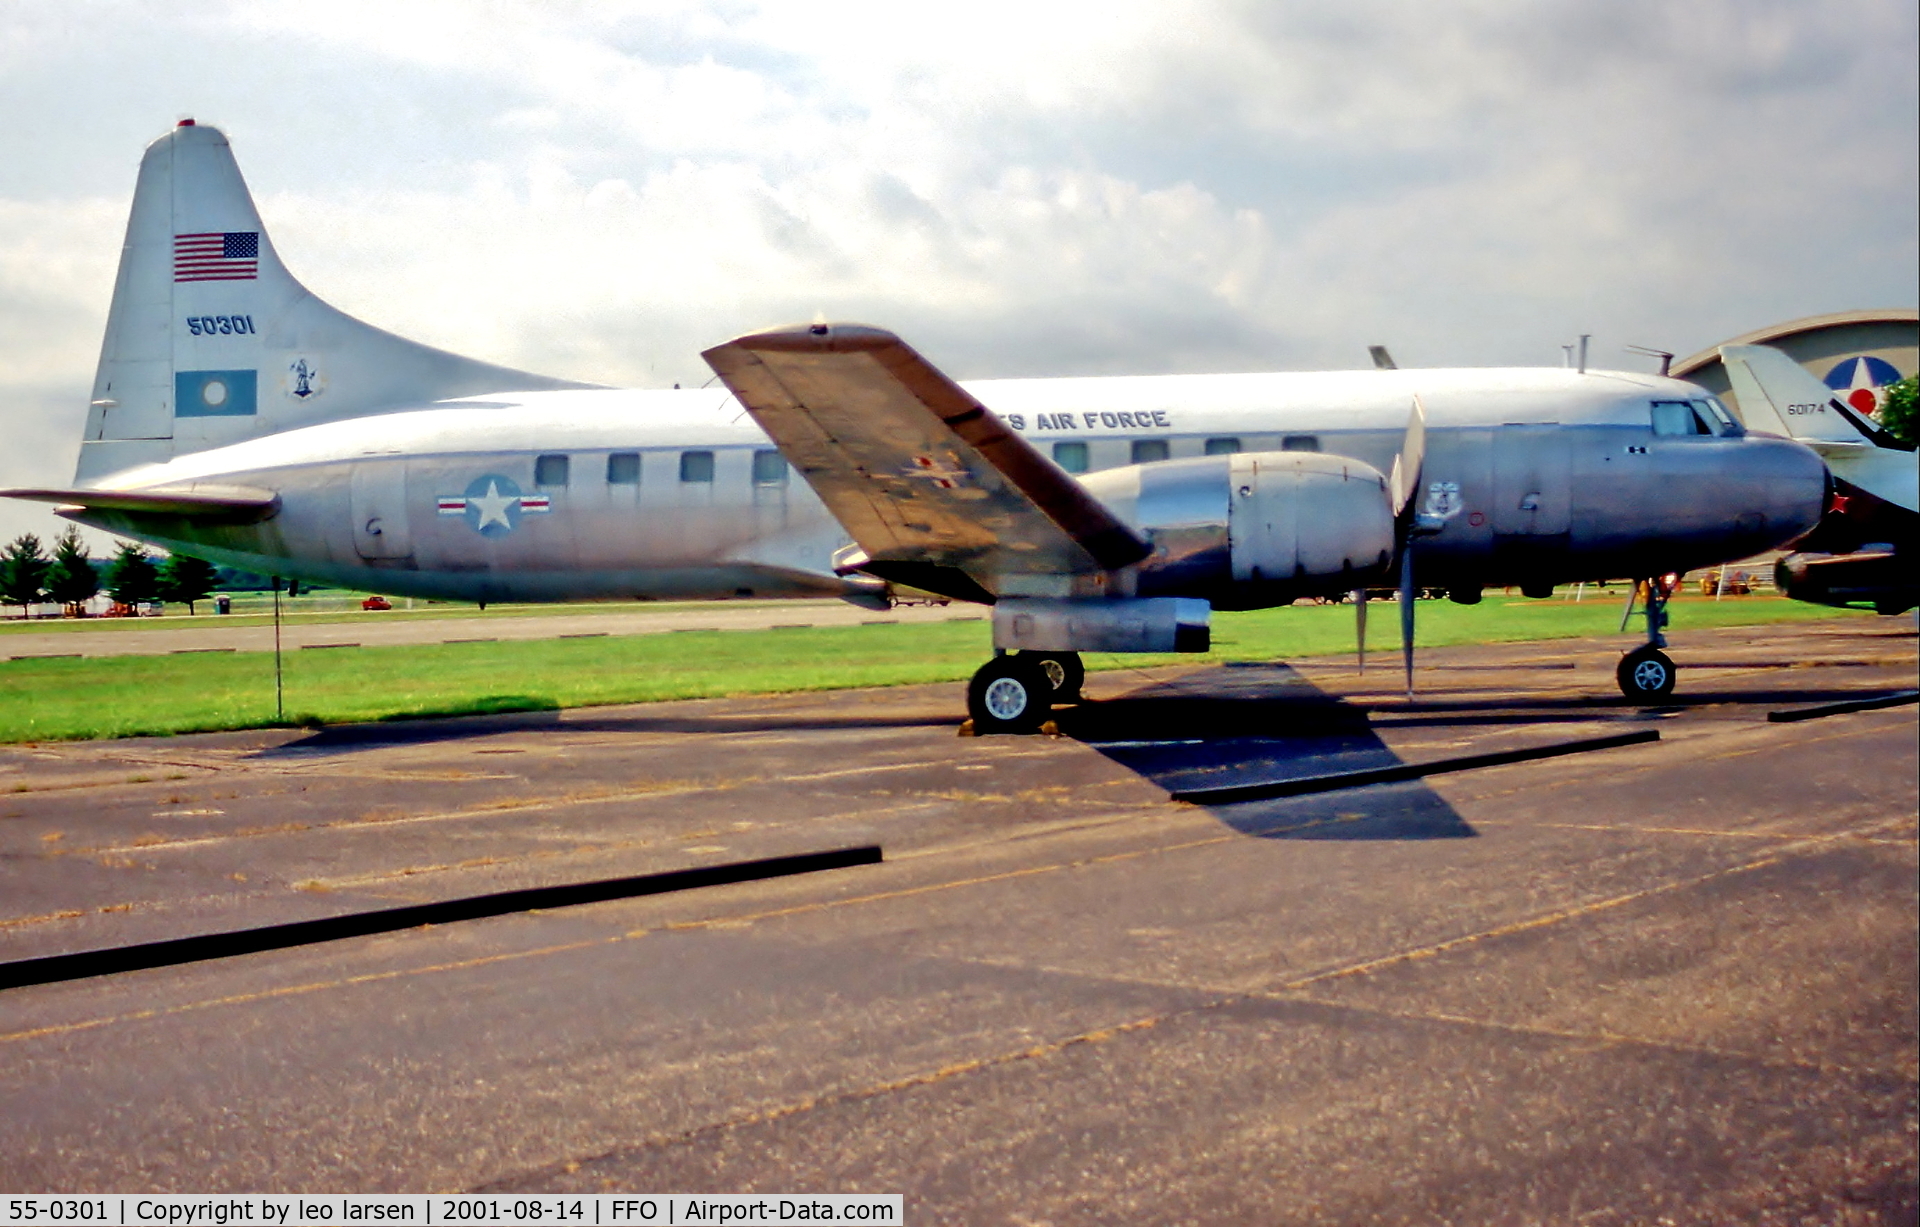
[436,474,552,538]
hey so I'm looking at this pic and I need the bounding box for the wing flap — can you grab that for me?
[703,324,1147,582]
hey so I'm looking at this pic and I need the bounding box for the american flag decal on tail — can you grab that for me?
[174,232,259,282]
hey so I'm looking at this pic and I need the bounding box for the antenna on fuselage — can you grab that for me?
[1577,334,1590,374]
[1626,344,1674,376]
[1368,345,1398,371]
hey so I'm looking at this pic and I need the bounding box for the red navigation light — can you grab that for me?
[177,118,196,127]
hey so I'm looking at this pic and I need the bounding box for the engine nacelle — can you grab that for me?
[993,596,1212,653]
[1080,452,1396,608]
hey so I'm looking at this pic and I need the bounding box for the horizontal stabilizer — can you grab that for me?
[1,484,279,523]
[702,324,1149,589]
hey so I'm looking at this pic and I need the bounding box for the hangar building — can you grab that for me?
[1674,308,1918,419]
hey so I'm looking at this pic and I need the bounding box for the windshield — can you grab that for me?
[1695,398,1743,436]
[1650,399,1742,438]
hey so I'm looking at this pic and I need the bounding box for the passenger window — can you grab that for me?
[606,452,640,484]
[1204,437,1241,455]
[1131,439,1169,464]
[679,450,715,483]
[1053,441,1089,473]
[752,449,788,484]
[1282,435,1320,452]
[534,454,569,487]
[1650,401,1710,437]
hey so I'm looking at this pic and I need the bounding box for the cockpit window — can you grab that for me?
[1695,398,1742,436]
[1650,400,1711,437]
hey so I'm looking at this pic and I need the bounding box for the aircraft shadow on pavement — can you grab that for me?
[1054,663,1477,841]
[254,704,950,757]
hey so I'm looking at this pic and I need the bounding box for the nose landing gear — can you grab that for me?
[965,651,1085,734]
[1617,644,1676,700]
[1616,576,1677,700]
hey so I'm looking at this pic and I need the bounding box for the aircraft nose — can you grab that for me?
[1743,434,1829,549]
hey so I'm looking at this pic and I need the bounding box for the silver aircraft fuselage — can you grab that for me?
[68,366,1825,605]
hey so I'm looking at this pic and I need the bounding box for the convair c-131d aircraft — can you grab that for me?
[5,121,1829,728]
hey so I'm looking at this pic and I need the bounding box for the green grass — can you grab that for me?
[0,595,819,634]
[0,594,1871,744]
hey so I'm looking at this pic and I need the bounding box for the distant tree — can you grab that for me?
[0,534,50,617]
[43,528,100,615]
[1880,375,1917,448]
[157,552,219,614]
[104,540,159,609]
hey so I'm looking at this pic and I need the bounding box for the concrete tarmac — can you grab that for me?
[0,618,1913,1222]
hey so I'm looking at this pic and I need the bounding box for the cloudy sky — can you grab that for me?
[1,0,1915,545]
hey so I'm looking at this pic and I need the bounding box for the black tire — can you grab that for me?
[1616,646,1676,700]
[967,656,1052,734]
[1025,651,1085,702]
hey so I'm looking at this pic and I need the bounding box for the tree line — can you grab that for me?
[0,528,221,618]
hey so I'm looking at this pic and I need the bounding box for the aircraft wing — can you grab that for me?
[702,324,1148,599]
[1,484,280,523]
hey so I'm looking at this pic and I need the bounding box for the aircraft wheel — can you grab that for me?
[1616,646,1676,701]
[1026,651,1085,702]
[968,656,1052,734]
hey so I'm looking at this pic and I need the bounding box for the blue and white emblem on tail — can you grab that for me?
[437,474,551,537]
[175,369,258,417]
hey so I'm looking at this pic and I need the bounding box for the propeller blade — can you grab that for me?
[1387,394,1440,702]
[1387,395,1430,519]
[1400,546,1417,700]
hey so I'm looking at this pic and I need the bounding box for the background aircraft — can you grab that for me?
[3,121,1827,726]
[1721,344,1918,615]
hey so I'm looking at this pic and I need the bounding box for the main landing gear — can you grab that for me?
[966,651,1084,734]
[1616,576,1677,701]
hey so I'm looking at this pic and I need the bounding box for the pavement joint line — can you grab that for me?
[1269,993,1902,1081]
[0,935,628,1046]
[495,1014,1172,1183]
[43,749,1072,856]
[313,798,958,892]
[1276,854,1794,991]
[0,846,884,992]
[4,794,991,931]
[660,828,1252,932]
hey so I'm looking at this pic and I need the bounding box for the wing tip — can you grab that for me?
[712,321,903,356]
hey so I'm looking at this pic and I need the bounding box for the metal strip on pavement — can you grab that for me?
[1170,729,1661,805]
[0,845,883,991]
[1767,690,1919,723]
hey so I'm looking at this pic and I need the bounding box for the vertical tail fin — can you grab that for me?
[1719,344,1899,448]
[1723,344,1917,514]
[79,120,596,482]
